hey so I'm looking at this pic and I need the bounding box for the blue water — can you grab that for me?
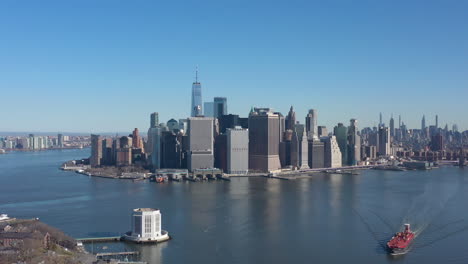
[1,149,468,263]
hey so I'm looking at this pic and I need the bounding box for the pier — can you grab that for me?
[96,251,139,258]
[76,236,122,243]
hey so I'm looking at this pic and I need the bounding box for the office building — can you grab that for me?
[321,136,342,168]
[430,133,444,151]
[116,147,132,166]
[389,115,395,138]
[378,126,391,156]
[57,133,64,148]
[191,69,203,117]
[204,102,214,117]
[219,114,248,134]
[132,128,142,149]
[214,134,227,172]
[187,117,214,171]
[347,119,361,165]
[309,139,325,168]
[226,127,249,174]
[318,126,328,137]
[150,112,159,128]
[161,131,182,169]
[248,108,281,172]
[90,134,102,167]
[167,119,179,132]
[285,106,296,131]
[148,127,162,170]
[214,97,228,119]
[306,109,318,140]
[334,123,348,166]
[101,138,113,165]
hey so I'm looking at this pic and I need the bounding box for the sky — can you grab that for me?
[1,0,467,133]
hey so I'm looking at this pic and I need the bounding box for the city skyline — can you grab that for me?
[1,1,468,132]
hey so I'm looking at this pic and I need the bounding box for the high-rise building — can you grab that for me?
[347,119,361,166]
[150,112,159,128]
[116,147,132,166]
[167,119,179,132]
[334,123,348,166]
[214,134,227,172]
[187,117,214,171]
[132,128,142,149]
[285,106,296,131]
[161,131,182,168]
[309,139,324,168]
[90,134,102,167]
[204,102,214,117]
[421,115,426,131]
[321,136,342,168]
[148,127,162,170]
[248,108,281,172]
[318,126,328,137]
[435,115,439,129]
[379,112,383,127]
[213,97,228,119]
[389,115,395,138]
[57,133,64,148]
[219,114,249,134]
[299,126,309,169]
[430,133,444,151]
[191,68,203,117]
[226,127,249,174]
[306,109,318,140]
[101,138,113,165]
[378,126,391,156]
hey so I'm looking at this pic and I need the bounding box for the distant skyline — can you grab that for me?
[1,1,467,132]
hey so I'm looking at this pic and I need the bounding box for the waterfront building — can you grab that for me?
[116,147,132,166]
[167,119,179,132]
[204,102,214,117]
[101,138,113,165]
[365,145,377,160]
[132,128,142,149]
[187,117,214,171]
[321,136,342,168]
[299,125,309,169]
[279,129,299,168]
[90,134,102,167]
[57,133,64,148]
[347,119,361,165]
[148,127,162,170]
[285,106,296,131]
[248,108,281,172]
[226,128,249,174]
[214,134,227,172]
[125,208,169,243]
[191,68,203,117]
[334,123,348,166]
[214,97,228,119]
[378,126,391,156]
[160,131,181,168]
[306,109,318,140]
[309,139,325,168]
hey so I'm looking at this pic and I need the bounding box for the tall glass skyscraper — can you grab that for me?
[191,68,202,117]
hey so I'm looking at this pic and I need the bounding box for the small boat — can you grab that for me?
[387,224,415,255]
[0,214,10,221]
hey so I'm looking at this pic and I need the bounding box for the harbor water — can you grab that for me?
[1,148,468,263]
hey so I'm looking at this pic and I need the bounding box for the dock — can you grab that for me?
[96,251,139,258]
[76,236,122,243]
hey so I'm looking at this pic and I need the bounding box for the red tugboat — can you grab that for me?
[387,224,415,255]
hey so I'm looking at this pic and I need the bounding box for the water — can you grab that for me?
[1,149,468,263]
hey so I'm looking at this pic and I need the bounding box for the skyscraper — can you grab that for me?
[187,117,214,171]
[309,139,324,168]
[379,112,383,126]
[378,126,391,156]
[227,127,249,174]
[90,134,102,167]
[435,114,439,129]
[148,127,162,170]
[285,106,296,131]
[347,119,361,166]
[333,123,348,166]
[421,115,426,130]
[150,112,159,128]
[321,136,342,168]
[132,128,142,149]
[57,133,63,148]
[305,109,318,140]
[248,108,281,172]
[191,68,203,117]
[204,102,214,117]
[389,115,395,138]
[213,97,228,119]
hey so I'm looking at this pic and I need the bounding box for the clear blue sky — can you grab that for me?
[1,0,467,133]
